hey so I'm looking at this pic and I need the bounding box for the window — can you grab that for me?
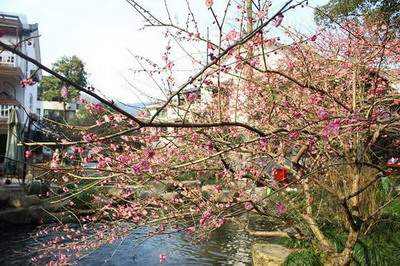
[0,105,10,118]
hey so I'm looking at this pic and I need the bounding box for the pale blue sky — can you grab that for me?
[0,0,328,103]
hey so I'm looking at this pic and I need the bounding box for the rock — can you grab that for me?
[228,180,248,190]
[107,187,124,197]
[7,194,41,208]
[28,205,44,222]
[161,192,179,202]
[152,182,168,193]
[252,243,292,266]
[250,187,267,202]
[180,180,201,187]
[216,190,233,203]
[201,186,233,203]
[8,197,22,208]
[22,195,41,207]
[137,190,158,200]
[201,185,216,196]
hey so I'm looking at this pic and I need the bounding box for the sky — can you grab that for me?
[0,0,329,104]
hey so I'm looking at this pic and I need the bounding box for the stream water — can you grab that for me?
[0,218,272,265]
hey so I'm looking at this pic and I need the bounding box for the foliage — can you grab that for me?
[39,56,87,101]
[315,0,400,28]
[283,249,323,266]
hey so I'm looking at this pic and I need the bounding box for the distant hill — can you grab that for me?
[115,102,146,116]
[80,93,147,116]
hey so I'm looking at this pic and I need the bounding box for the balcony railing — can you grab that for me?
[0,51,17,67]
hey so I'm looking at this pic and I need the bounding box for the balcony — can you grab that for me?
[0,100,20,124]
[0,51,24,80]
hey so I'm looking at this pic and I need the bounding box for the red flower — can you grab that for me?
[273,168,287,182]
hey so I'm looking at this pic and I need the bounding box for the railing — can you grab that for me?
[0,51,17,67]
[0,104,10,119]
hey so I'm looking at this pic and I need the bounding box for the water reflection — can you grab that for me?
[79,223,257,266]
[0,218,271,265]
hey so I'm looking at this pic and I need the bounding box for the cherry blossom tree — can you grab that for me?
[1,0,399,265]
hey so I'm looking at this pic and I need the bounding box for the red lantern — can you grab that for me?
[273,167,287,182]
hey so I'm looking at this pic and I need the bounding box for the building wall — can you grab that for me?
[0,14,42,127]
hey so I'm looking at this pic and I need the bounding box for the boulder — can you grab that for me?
[8,197,22,208]
[252,243,292,266]
[161,192,179,202]
[22,195,41,207]
[180,180,201,188]
[201,185,216,196]
[250,187,267,202]
[137,190,159,200]
[107,187,124,197]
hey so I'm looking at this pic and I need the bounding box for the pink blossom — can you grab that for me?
[317,108,330,120]
[132,160,151,174]
[274,14,284,27]
[166,61,174,70]
[191,132,200,142]
[187,92,199,102]
[276,202,287,215]
[321,119,341,139]
[256,10,267,19]
[25,150,33,159]
[281,99,289,108]
[89,103,105,114]
[206,142,214,151]
[185,226,195,235]
[144,149,155,159]
[207,41,216,50]
[265,38,276,46]
[309,94,322,105]
[310,34,317,41]
[200,210,212,226]
[82,132,98,142]
[216,218,225,228]
[289,131,301,141]
[50,151,61,171]
[61,87,69,98]
[244,201,253,210]
[259,137,268,148]
[19,79,33,88]
[205,0,213,8]
[159,254,167,263]
[72,146,84,154]
[225,30,239,42]
[110,143,118,151]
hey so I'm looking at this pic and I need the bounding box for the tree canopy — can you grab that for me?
[39,55,87,101]
[315,0,400,28]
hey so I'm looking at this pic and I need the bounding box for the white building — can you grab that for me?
[0,13,43,163]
